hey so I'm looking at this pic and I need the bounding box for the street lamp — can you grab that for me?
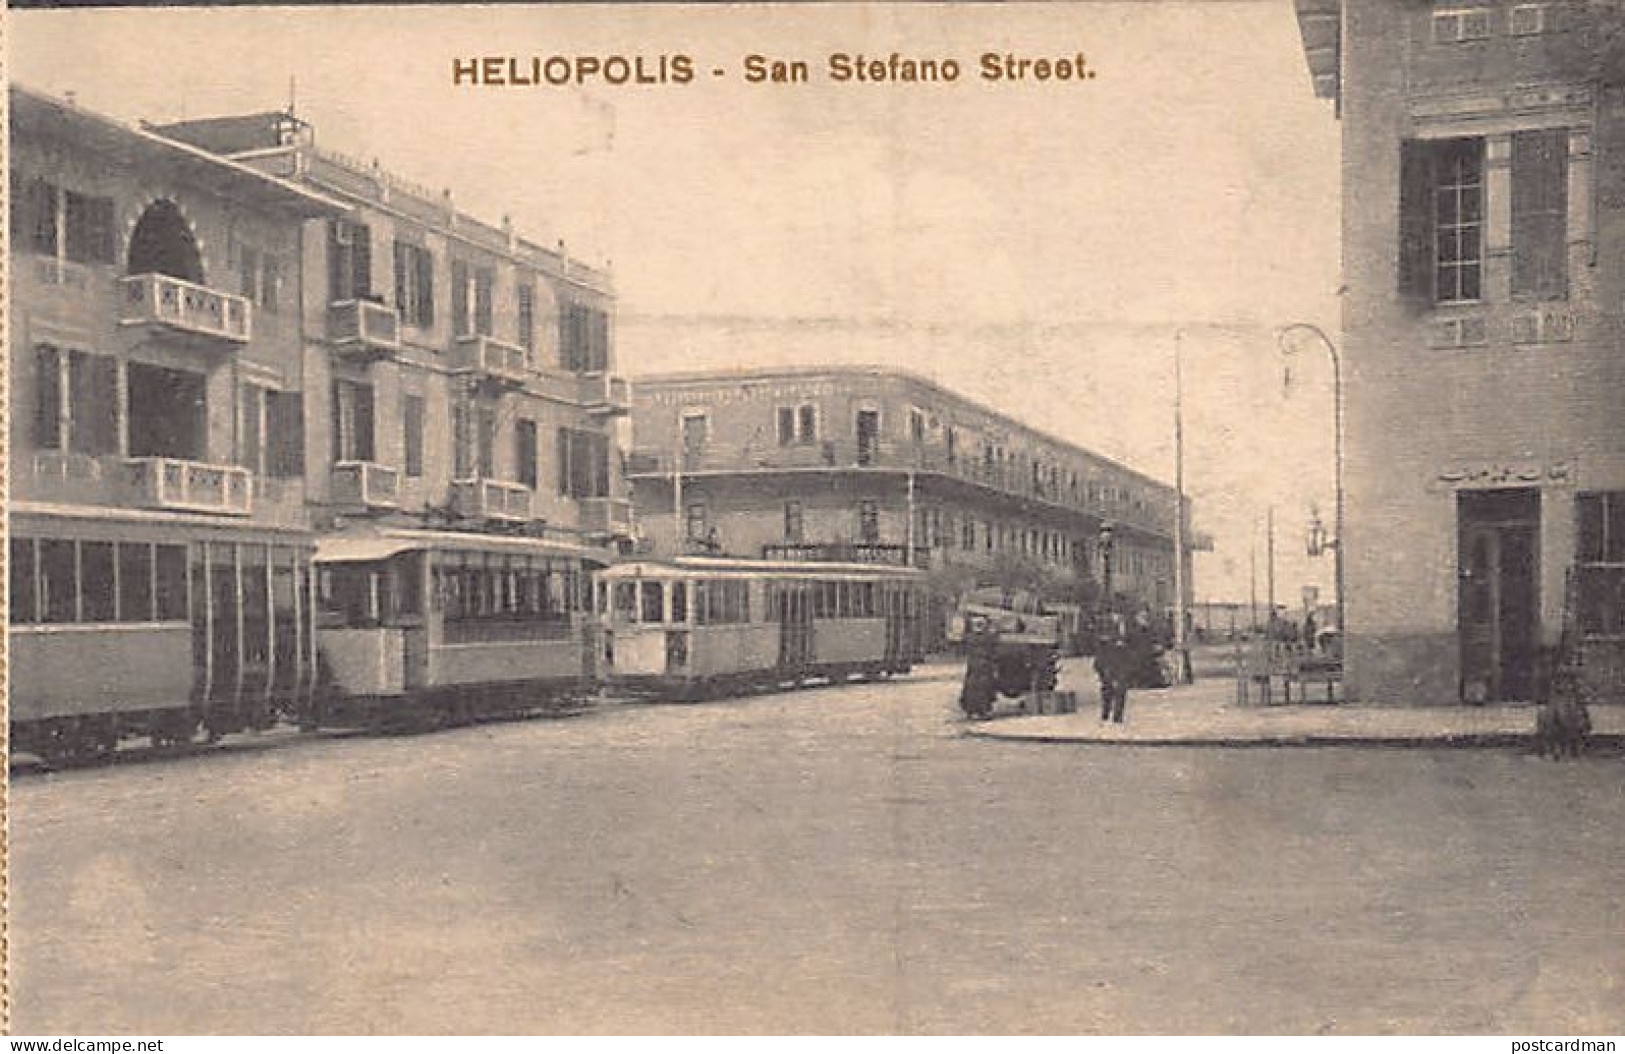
[1277,322,1345,653]
[1098,521,1116,610]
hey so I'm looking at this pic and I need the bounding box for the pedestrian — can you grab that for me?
[1302,610,1318,653]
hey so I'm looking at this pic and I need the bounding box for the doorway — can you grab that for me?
[1457,488,1539,702]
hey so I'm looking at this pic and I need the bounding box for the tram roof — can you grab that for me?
[601,556,925,580]
[315,529,611,565]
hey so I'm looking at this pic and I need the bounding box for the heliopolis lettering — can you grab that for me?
[452,54,696,87]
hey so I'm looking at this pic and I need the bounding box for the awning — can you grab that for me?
[313,536,424,565]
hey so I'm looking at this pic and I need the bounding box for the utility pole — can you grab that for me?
[1249,529,1258,634]
[1172,330,1192,682]
[1267,504,1277,630]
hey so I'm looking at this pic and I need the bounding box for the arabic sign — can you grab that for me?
[1432,460,1576,490]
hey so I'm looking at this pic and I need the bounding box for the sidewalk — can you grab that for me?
[963,674,1625,748]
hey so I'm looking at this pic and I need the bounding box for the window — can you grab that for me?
[328,220,372,302]
[393,240,434,327]
[1577,492,1625,636]
[909,407,926,442]
[35,346,119,456]
[477,407,497,479]
[453,404,473,479]
[517,282,535,354]
[332,379,376,463]
[80,542,117,622]
[1511,128,1568,301]
[127,363,205,460]
[8,538,188,625]
[402,394,425,478]
[1434,137,1485,301]
[671,581,688,623]
[560,301,610,372]
[557,427,610,498]
[640,580,666,623]
[778,407,796,446]
[696,579,751,624]
[266,391,304,478]
[1509,3,1547,34]
[784,501,804,543]
[858,500,880,544]
[475,267,495,336]
[946,427,956,464]
[239,384,266,473]
[1432,8,1491,42]
[516,418,538,489]
[9,539,37,625]
[17,177,58,256]
[1399,137,1485,303]
[62,190,115,265]
[117,542,154,622]
[237,244,282,311]
[797,404,817,444]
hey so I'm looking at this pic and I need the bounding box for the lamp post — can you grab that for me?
[1098,521,1116,612]
[1276,322,1345,652]
[1172,330,1193,683]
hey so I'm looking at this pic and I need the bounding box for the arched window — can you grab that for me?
[126,199,203,283]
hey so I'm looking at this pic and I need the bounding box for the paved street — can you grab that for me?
[10,661,1625,1035]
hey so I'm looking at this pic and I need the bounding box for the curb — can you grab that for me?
[961,728,1625,750]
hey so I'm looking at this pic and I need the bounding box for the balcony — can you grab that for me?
[327,299,401,361]
[578,496,633,537]
[330,461,400,512]
[580,374,632,416]
[124,457,253,516]
[119,273,251,348]
[452,334,529,389]
[451,478,532,523]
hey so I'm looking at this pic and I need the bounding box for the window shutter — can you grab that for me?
[557,427,572,495]
[353,224,372,299]
[394,241,408,314]
[329,222,347,302]
[1511,128,1568,301]
[331,380,345,463]
[268,391,305,478]
[451,260,469,336]
[1397,139,1434,305]
[356,384,376,462]
[416,248,435,326]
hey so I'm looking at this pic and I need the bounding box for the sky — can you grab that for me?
[12,2,1344,606]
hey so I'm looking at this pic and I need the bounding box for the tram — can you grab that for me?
[596,556,927,699]
[310,529,606,728]
[8,503,319,764]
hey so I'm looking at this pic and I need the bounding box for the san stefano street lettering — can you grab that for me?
[449,51,1097,88]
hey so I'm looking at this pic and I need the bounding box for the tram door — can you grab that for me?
[777,582,813,674]
[1458,489,1539,702]
[192,543,242,709]
[883,585,906,666]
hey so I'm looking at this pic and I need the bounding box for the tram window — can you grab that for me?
[80,542,117,622]
[155,545,188,621]
[671,581,688,623]
[118,543,155,622]
[614,581,638,619]
[395,555,423,617]
[40,540,77,623]
[641,581,665,623]
[9,539,37,624]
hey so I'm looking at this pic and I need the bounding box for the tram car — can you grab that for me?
[596,556,927,700]
[309,529,606,728]
[8,505,320,765]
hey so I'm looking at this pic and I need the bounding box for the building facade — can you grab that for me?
[8,86,345,735]
[156,109,633,551]
[627,366,1186,640]
[8,86,627,747]
[1294,0,1625,701]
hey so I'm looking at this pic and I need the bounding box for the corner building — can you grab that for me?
[1293,0,1625,701]
[157,110,633,551]
[627,366,1186,643]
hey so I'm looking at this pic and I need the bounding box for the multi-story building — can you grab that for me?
[7,85,629,751]
[156,108,633,551]
[626,366,1186,639]
[8,86,344,733]
[1293,0,1625,701]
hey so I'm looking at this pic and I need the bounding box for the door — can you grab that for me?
[1458,489,1539,702]
[777,583,813,674]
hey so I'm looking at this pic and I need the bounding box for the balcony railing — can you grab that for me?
[125,457,253,516]
[580,374,632,416]
[452,334,529,388]
[578,496,633,536]
[327,299,401,360]
[451,478,532,523]
[761,542,931,569]
[119,273,251,347]
[331,460,401,511]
